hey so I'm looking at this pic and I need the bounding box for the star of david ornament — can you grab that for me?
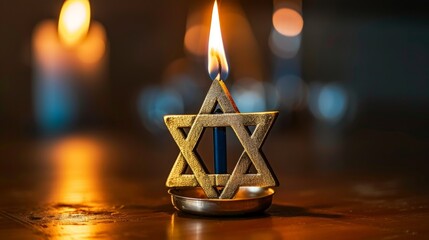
[164,79,279,213]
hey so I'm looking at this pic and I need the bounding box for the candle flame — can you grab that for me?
[58,0,91,46]
[208,0,229,81]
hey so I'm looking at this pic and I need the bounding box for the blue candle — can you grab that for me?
[208,0,229,174]
[213,108,227,173]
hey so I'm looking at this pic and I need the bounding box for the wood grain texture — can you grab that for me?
[0,133,428,239]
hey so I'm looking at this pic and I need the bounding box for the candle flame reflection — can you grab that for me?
[58,0,91,46]
[208,0,229,81]
[56,224,92,239]
[168,212,281,239]
[48,136,103,204]
[44,136,108,239]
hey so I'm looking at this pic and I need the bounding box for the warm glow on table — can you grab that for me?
[48,137,104,204]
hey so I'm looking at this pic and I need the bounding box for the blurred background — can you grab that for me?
[0,0,428,189]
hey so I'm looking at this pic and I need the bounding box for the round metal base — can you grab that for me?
[168,187,275,216]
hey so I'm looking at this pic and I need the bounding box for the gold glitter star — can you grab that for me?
[164,80,279,199]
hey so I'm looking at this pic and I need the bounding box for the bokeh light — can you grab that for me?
[76,22,106,65]
[138,87,184,133]
[272,8,303,37]
[231,79,266,112]
[318,85,348,121]
[163,58,203,111]
[58,0,91,46]
[35,73,77,134]
[309,83,349,123]
[269,29,301,59]
[184,24,209,56]
[263,82,281,110]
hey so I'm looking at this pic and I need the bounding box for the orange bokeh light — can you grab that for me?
[184,25,209,56]
[58,0,91,46]
[273,8,303,37]
[76,22,106,65]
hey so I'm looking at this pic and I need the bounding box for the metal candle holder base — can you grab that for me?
[169,187,275,216]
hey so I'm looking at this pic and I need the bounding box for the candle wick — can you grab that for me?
[216,54,222,81]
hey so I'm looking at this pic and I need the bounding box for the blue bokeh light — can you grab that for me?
[309,83,349,123]
[138,87,184,133]
[231,79,266,112]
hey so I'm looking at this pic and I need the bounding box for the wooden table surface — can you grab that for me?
[0,132,428,239]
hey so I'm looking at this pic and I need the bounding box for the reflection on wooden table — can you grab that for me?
[0,133,428,239]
